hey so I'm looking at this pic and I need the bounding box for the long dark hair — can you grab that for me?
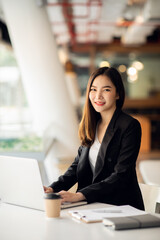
[78,67,125,146]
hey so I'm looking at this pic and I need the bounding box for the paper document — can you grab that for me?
[68,205,146,223]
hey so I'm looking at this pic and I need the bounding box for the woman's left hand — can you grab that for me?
[58,190,85,203]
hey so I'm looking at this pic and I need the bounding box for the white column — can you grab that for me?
[1,0,80,158]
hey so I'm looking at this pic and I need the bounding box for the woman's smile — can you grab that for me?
[94,101,105,106]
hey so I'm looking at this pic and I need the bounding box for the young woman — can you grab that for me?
[44,67,144,210]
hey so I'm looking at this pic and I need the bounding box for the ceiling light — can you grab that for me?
[127,67,137,76]
[118,65,127,73]
[99,61,110,68]
[132,61,144,70]
[136,15,144,24]
[127,73,138,83]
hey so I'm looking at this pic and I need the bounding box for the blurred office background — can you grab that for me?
[0,0,160,186]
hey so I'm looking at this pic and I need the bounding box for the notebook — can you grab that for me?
[103,214,160,230]
[0,156,87,211]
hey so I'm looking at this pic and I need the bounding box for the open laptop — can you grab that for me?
[0,156,87,211]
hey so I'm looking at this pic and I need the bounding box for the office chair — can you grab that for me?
[139,160,160,186]
[139,183,160,214]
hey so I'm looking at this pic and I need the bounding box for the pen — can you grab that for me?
[72,212,86,220]
[92,209,122,213]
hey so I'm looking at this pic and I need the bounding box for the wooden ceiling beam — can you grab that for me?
[71,41,160,54]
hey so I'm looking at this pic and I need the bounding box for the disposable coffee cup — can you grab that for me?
[44,193,61,218]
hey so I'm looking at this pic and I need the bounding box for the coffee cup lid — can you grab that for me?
[44,193,61,199]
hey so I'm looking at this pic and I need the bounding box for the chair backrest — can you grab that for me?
[139,160,160,186]
[139,183,160,214]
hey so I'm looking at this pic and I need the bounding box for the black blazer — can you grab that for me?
[50,109,144,210]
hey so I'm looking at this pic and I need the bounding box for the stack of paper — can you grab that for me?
[68,205,146,223]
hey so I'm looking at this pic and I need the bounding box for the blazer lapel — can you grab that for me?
[93,108,121,182]
[77,147,91,173]
[77,146,93,186]
[78,146,89,168]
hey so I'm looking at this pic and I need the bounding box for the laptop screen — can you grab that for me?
[0,156,45,211]
[0,155,88,210]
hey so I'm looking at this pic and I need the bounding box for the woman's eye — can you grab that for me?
[104,89,110,92]
[90,88,96,91]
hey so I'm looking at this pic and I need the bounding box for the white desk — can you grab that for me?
[0,202,160,240]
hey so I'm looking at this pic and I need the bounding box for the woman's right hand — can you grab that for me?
[43,186,54,193]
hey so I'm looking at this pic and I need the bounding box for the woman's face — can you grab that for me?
[89,75,119,115]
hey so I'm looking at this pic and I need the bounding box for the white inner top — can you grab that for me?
[89,125,101,173]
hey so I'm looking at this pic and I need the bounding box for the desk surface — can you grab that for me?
[0,202,160,240]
